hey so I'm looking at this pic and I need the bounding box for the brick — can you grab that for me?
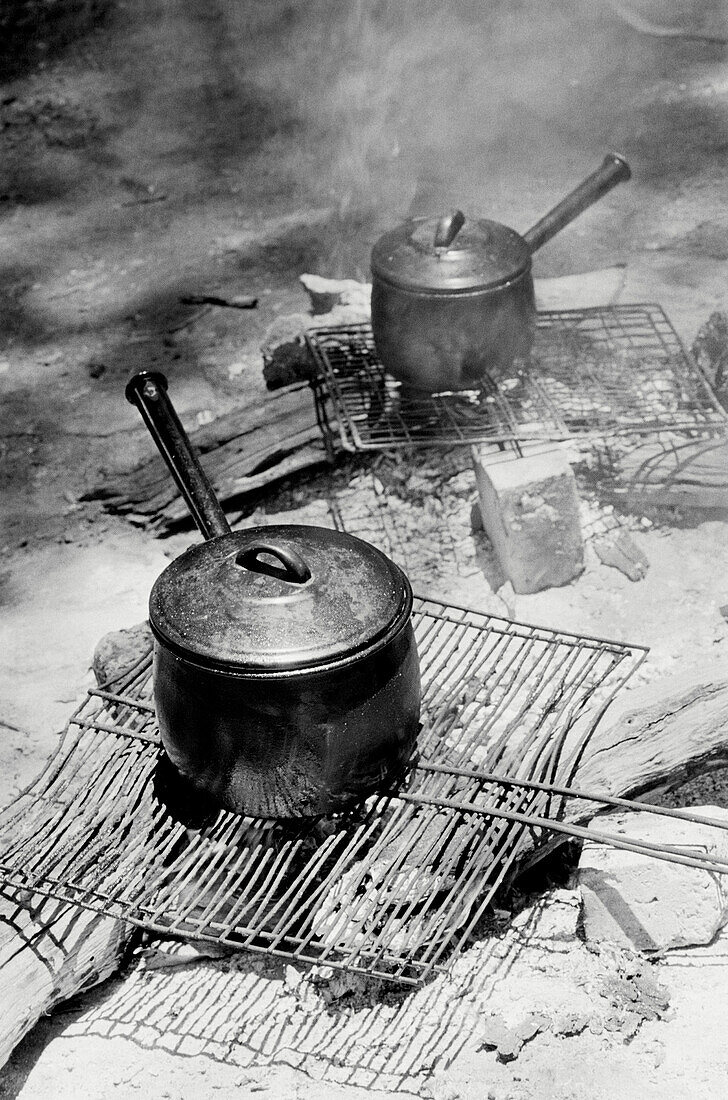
[472,445,584,594]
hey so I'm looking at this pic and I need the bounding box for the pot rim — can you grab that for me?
[371,263,533,297]
[150,586,415,678]
[370,215,532,294]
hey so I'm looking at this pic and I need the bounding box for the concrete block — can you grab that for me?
[472,445,584,594]
[578,806,728,952]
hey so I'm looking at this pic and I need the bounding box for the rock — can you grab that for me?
[260,279,371,389]
[284,965,303,990]
[92,621,153,683]
[578,806,728,952]
[552,1012,589,1037]
[593,530,650,581]
[299,273,371,317]
[479,1013,524,1061]
[515,1013,549,1042]
[472,445,584,594]
[511,888,581,948]
[260,313,315,390]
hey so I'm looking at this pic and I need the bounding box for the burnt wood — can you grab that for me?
[0,627,147,1069]
[85,382,327,533]
[616,435,728,514]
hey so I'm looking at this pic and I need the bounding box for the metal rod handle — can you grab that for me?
[399,791,728,876]
[125,371,231,541]
[522,152,632,254]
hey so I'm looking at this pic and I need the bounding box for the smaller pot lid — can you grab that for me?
[149,525,412,673]
[371,213,531,293]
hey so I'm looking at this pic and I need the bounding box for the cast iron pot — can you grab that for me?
[370,152,631,392]
[126,371,421,819]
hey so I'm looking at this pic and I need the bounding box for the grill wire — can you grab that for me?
[306,305,728,452]
[0,599,646,985]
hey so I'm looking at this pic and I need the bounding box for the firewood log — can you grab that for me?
[0,891,132,1068]
[514,660,728,871]
[615,435,728,513]
[0,625,149,1069]
[84,383,326,532]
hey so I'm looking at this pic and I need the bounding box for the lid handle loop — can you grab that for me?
[235,542,312,584]
[433,210,465,250]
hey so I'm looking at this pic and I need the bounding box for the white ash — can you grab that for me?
[64,886,672,1092]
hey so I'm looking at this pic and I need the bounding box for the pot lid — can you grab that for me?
[371,213,531,292]
[149,524,412,673]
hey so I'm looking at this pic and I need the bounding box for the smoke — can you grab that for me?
[118,1,726,276]
[229,1,637,218]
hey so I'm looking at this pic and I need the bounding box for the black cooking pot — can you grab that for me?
[125,372,421,819]
[370,152,631,392]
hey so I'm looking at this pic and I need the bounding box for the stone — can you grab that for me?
[593,530,650,581]
[515,1013,549,1042]
[299,273,371,317]
[472,445,584,594]
[552,1012,589,1037]
[284,964,303,989]
[260,313,314,389]
[92,621,153,683]
[578,806,728,952]
[260,280,371,389]
[479,1014,523,1062]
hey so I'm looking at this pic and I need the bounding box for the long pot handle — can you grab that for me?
[522,152,631,254]
[125,371,231,541]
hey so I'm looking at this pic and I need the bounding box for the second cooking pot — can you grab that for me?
[371,152,632,392]
[126,372,421,819]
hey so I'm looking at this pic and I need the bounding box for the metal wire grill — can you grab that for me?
[0,599,646,985]
[306,305,728,451]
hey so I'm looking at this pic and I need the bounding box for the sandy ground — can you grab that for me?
[3,888,728,1099]
[2,1,728,1096]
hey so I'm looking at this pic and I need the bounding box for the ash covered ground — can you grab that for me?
[1,2,728,1097]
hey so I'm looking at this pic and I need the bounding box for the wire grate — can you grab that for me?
[0,599,646,985]
[306,305,728,451]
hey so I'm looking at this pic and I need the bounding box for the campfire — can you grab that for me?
[2,268,728,1011]
[4,1,728,1094]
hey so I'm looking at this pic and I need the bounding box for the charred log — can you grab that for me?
[84,383,328,533]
